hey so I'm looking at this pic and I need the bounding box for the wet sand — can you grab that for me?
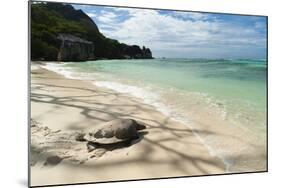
[30,63,227,186]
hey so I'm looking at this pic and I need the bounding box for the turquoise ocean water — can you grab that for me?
[44,58,267,172]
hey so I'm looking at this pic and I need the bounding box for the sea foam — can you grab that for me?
[42,63,230,170]
[92,81,231,168]
[42,63,77,79]
[94,81,172,117]
[40,60,266,172]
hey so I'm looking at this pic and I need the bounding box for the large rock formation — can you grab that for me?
[31,2,153,61]
[142,46,152,59]
[57,34,95,61]
[121,45,153,59]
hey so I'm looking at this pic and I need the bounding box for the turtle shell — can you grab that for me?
[84,119,139,144]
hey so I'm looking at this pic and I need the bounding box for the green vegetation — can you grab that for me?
[31,2,152,61]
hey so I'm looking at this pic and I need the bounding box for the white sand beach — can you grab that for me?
[30,63,227,186]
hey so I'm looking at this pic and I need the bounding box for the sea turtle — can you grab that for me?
[76,119,146,152]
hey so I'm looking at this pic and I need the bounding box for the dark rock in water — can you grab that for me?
[121,45,153,59]
[142,46,153,59]
[57,34,95,61]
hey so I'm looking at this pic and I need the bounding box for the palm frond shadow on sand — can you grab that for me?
[30,73,265,178]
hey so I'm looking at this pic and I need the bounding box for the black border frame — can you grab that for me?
[28,0,268,187]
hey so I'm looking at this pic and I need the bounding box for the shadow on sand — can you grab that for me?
[30,72,266,177]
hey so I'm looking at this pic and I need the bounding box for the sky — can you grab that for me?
[72,4,267,59]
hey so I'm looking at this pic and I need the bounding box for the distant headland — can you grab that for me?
[31,2,153,61]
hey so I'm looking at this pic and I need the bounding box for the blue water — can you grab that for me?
[44,58,267,172]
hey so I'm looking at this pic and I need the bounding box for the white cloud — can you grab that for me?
[254,21,266,30]
[171,11,211,21]
[86,12,97,18]
[92,8,266,58]
[98,11,118,23]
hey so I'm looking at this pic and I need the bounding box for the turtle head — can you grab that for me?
[133,120,146,130]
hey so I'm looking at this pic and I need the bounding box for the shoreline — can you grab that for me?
[30,63,227,186]
[35,61,230,162]
[39,61,267,173]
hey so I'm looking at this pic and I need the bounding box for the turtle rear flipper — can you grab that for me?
[75,132,87,142]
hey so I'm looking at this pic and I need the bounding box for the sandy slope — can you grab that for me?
[30,64,226,186]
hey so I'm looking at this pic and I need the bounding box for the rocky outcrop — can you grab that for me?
[57,34,95,61]
[122,45,153,59]
[142,46,152,59]
[31,2,153,61]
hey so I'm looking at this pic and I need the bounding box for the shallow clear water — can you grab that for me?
[44,58,267,172]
